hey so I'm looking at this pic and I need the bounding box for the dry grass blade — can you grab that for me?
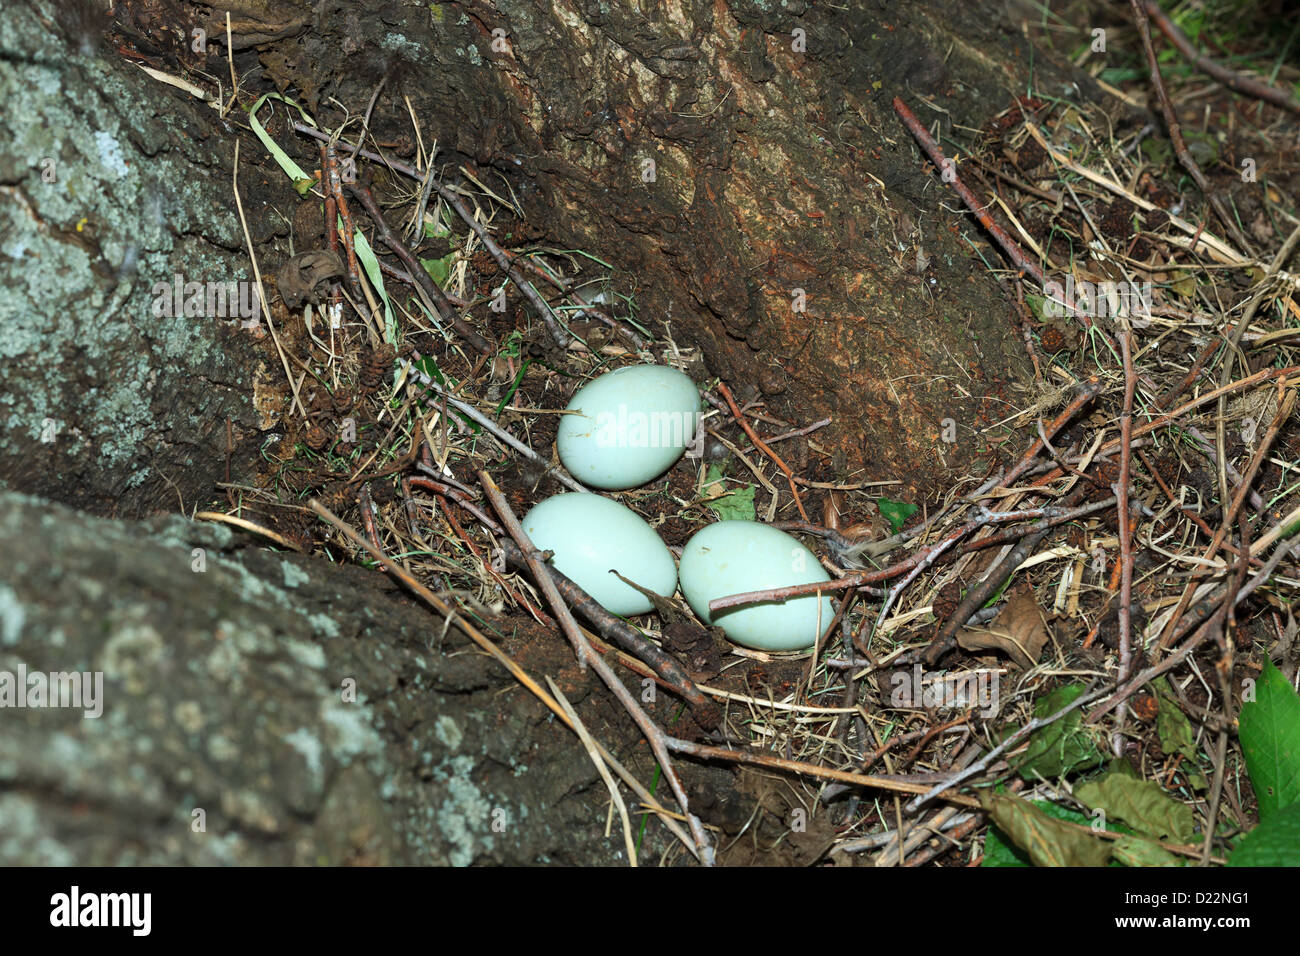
[547,677,637,866]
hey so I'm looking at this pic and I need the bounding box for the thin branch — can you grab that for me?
[906,682,1109,813]
[1143,0,1300,115]
[497,538,720,727]
[1114,326,1138,755]
[716,381,810,522]
[347,181,493,354]
[401,356,588,493]
[893,96,1046,286]
[479,472,715,864]
[1130,0,1255,254]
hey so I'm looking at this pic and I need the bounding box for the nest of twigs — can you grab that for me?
[191,1,1300,867]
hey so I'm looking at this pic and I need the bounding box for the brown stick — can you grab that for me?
[905,682,1110,812]
[290,122,591,350]
[1130,0,1255,254]
[356,484,385,574]
[903,812,985,866]
[1113,327,1138,754]
[325,142,365,303]
[478,471,715,863]
[920,488,1087,667]
[1000,377,1102,489]
[1032,365,1299,488]
[1155,337,1220,411]
[662,737,981,808]
[717,381,810,522]
[710,498,1118,613]
[433,186,574,349]
[1137,449,1259,563]
[892,96,1045,287]
[1143,0,1300,116]
[1086,587,1230,724]
[1012,280,1045,383]
[320,145,345,321]
[1158,381,1297,648]
[497,539,720,728]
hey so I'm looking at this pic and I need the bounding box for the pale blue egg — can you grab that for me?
[680,521,834,651]
[522,493,677,616]
[557,365,700,490]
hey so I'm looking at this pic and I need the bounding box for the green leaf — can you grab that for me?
[1171,6,1204,44]
[877,497,917,533]
[701,463,755,521]
[1153,678,1208,789]
[493,359,531,419]
[499,329,524,359]
[1112,835,1186,867]
[1099,67,1143,86]
[1227,800,1300,867]
[350,226,396,345]
[247,93,318,195]
[420,254,452,286]
[1013,683,1105,779]
[981,793,1112,867]
[1106,755,1140,778]
[1141,138,1171,168]
[1023,293,1050,322]
[983,800,1109,867]
[414,355,446,385]
[981,828,1029,867]
[1238,659,1300,821]
[706,483,756,522]
[1075,773,1195,843]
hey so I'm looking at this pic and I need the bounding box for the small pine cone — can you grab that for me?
[1065,522,1088,550]
[308,388,333,414]
[317,481,351,513]
[471,249,500,277]
[359,346,396,390]
[1186,467,1216,504]
[933,579,963,622]
[292,201,326,248]
[304,422,331,452]
[1131,693,1159,722]
[1095,609,1120,649]
[1039,324,1068,352]
[1091,459,1120,490]
[332,387,355,415]
[369,481,396,506]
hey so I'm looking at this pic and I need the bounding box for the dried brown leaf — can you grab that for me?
[957,590,1049,669]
